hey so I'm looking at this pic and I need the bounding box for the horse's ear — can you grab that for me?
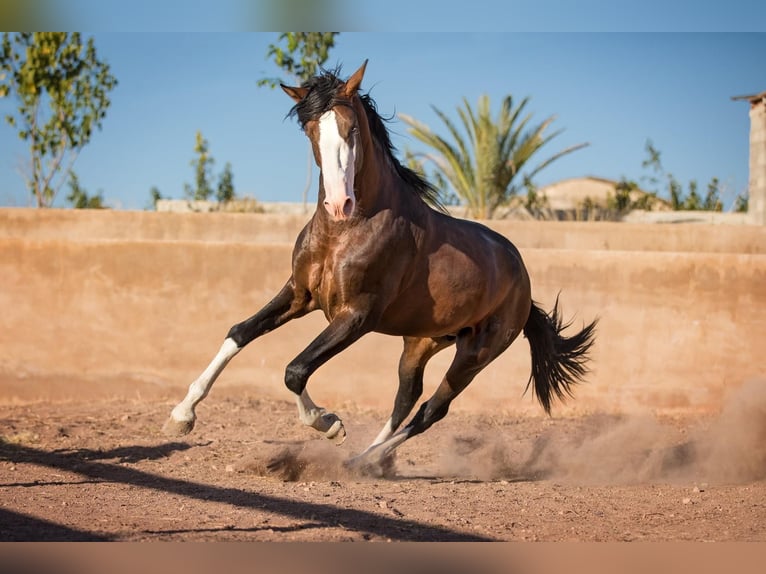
[342,59,368,98]
[281,84,308,103]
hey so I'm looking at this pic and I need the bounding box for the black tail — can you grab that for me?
[523,297,597,414]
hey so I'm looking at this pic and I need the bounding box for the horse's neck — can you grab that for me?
[358,161,411,217]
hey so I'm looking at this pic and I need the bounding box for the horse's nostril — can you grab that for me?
[323,198,354,220]
[343,197,355,217]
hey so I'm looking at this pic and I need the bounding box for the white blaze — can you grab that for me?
[318,110,356,219]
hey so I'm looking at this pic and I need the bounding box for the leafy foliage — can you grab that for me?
[149,186,163,209]
[257,32,339,87]
[65,171,105,209]
[183,132,238,204]
[216,162,235,203]
[0,32,117,207]
[606,177,659,215]
[521,178,552,219]
[641,140,722,212]
[734,191,749,213]
[184,131,215,201]
[399,94,588,219]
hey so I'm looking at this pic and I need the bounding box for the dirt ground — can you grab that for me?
[2,377,766,543]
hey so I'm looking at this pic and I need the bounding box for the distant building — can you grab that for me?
[537,176,667,213]
[732,90,766,225]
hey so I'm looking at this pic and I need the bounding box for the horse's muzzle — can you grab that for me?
[324,196,355,221]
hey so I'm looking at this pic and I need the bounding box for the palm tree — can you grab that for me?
[399,94,588,219]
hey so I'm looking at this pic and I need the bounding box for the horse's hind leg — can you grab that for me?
[163,279,310,437]
[356,336,454,459]
[363,317,519,463]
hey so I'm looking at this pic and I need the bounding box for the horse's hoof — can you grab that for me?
[325,419,347,445]
[345,449,396,478]
[162,416,195,437]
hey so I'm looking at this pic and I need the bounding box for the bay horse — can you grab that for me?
[163,60,597,470]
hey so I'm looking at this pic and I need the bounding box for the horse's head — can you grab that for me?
[282,60,368,221]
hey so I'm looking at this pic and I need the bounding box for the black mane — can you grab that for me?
[287,67,444,211]
[287,66,349,127]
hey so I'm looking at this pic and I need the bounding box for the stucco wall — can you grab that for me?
[1,209,764,414]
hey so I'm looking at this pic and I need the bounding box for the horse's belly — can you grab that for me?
[376,285,486,337]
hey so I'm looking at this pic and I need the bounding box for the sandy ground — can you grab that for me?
[2,378,766,542]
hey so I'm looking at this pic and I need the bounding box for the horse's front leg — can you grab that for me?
[163,279,311,437]
[284,308,373,445]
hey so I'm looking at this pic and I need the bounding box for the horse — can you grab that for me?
[163,60,597,471]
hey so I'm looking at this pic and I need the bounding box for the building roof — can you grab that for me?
[731,90,766,106]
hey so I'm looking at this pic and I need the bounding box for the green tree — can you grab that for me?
[684,180,701,211]
[256,32,339,89]
[216,162,235,202]
[641,139,664,191]
[702,178,723,211]
[617,178,658,211]
[149,186,163,209]
[668,176,684,210]
[65,171,105,209]
[184,131,214,201]
[257,33,339,211]
[399,94,588,219]
[734,191,748,213]
[522,177,551,219]
[0,32,117,207]
[640,139,722,212]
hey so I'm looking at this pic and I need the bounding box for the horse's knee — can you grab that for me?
[284,361,309,395]
[226,321,249,347]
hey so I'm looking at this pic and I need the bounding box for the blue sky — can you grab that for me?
[1,31,764,210]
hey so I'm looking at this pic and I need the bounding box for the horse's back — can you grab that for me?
[375,209,531,337]
[427,210,529,284]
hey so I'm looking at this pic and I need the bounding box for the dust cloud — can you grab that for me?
[235,379,766,485]
[438,378,766,485]
[236,440,353,481]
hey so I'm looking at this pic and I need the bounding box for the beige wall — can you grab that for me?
[749,99,766,225]
[1,209,764,414]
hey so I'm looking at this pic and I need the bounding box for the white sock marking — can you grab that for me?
[353,426,412,465]
[370,418,394,447]
[170,337,240,422]
[295,389,322,426]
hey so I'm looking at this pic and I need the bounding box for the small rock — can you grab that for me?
[378,501,388,509]
[225,464,235,473]
[682,497,692,504]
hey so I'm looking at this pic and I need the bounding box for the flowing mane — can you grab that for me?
[287,67,443,211]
